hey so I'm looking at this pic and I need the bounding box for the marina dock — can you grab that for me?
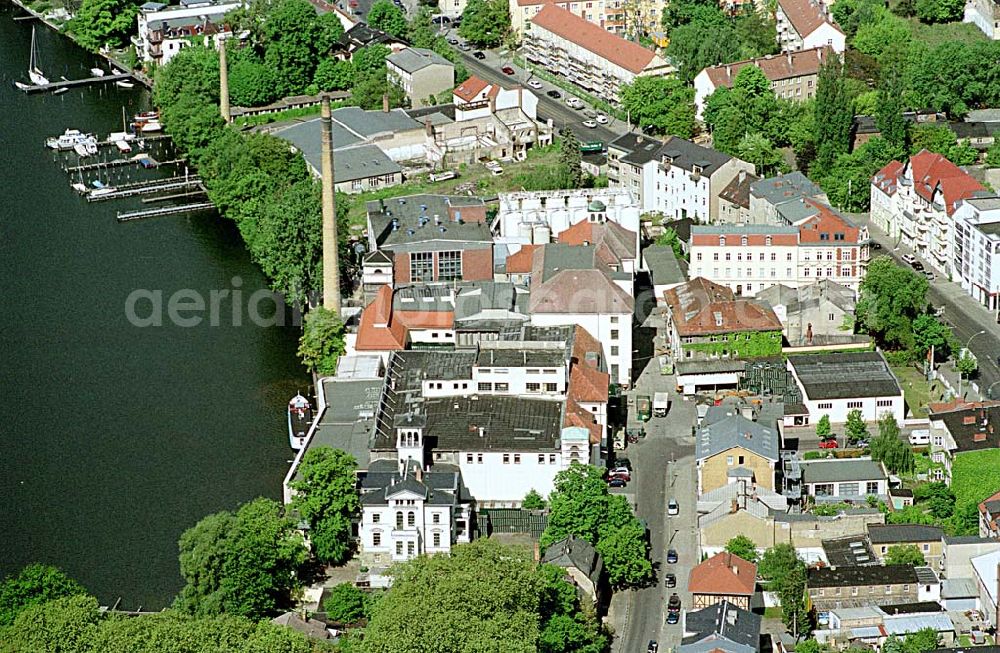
[86,177,203,202]
[17,73,135,94]
[117,203,215,222]
[66,157,186,173]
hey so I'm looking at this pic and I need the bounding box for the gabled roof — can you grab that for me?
[683,600,762,653]
[689,553,758,596]
[541,535,604,586]
[905,150,987,216]
[558,219,638,267]
[868,524,944,544]
[386,47,452,73]
[789,351,902,401]
[872,160,905,197]
[702,48,828,89]
[530,5,660,74]
[506,244,539,274]
[529,245,634,315]
[777,0,843,38]
[453,75,490,102]
[696,411,779,462]
[664,278,783,337]
[718,171,760,210]
[799,458,887,484]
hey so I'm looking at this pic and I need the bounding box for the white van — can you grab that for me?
[902,254,916,265]
[908,429,930,446]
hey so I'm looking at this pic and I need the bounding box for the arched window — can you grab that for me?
[396,511,404,529]
[407,512,416,527]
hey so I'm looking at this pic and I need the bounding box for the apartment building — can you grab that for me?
[807,565,920,613]
[749,172,829,225]
[608,133,755,220]
[523,5,671,104]
[386,47,455,108]
[775,0,845,54]
[870,150,991,275]
[687,203,865,297]
[952,197,1000,314]
[135,0,241,65]
[694,47,829,119]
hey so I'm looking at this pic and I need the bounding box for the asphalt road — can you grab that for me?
[451,40,626,144]
[858,215,1000,400]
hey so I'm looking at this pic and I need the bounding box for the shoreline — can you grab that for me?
[9,0,153,88]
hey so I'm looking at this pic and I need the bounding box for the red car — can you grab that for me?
[819,439,839,449]
[502,66,515,75]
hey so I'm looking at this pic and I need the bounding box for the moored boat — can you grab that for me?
[46,128,91,150]
[73,142,89,157]
[27,27,49,86]
[90,67,105,77]
[287,394,313,450]
[116,80,134,89]
[115,140,132,153]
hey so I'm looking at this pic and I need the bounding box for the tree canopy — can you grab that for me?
[68,0,139,51]
[664,7,778,83]
[885,544,926,566]
[458,0,510,47]
[619,76,695,138]
[856,256,930,352]
[290,446,359,564]
[869,414,914,475]
[724,535,759,563]
[0,564,87,627]
[298,307,348,375]
[368,0,409,38]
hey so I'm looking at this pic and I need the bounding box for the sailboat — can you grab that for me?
[27,27,49,86]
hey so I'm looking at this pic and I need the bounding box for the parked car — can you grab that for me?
[595,114,609,124]
[667,499,679,516]
[902,253,916,265]
[615,457,632,470]
[458,42,471,51]
[667,549,678,563]
[666,611,680,624]
[648,641,659,653]
[912,261,925,271]
[819,438,838,449]
[582,120,597,128]
[608,478,627,488]
[609,467,631,481]
[546,89,561,99]
[447,37,459,44]
[501,65,515,75]
[923,270,935,281]
[566,97,584,109]
[668,593,681,612]
[431,15,451,23]
[583,109,597,118]
[473,50,486,59]
[527,79,543,89]
[665,573,676,588]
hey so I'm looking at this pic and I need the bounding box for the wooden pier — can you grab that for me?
[117,203,215,222]
[142,190,207,204]
[87,178,203,202]
[18,73,134,94]
[65,157,186,173]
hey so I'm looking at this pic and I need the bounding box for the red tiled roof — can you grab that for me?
[530,5,658,74]
[703,47,828,89]
[872,160,904,197]
[558,220,638,268]
[778,0,843,38]
[907,149,986,216]
[355,286,455,351]
[453,76,490,102]
[663,278,782,337]
[569,363,609,404]
[688,552,757,596]
[506,245,539,274]
[796,200,859,244]
[564,398,602,444]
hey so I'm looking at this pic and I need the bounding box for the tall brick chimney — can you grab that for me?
[320,95,341,313]
[218,41,230,123]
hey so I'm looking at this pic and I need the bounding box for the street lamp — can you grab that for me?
[958,330,985,397]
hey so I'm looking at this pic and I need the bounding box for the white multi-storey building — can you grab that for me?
[608,134,755,221]
[687,202,866,298]
[775,0,845,54]
[871,150,990,275]
[134,0,242,65]
[952,197,1000,314]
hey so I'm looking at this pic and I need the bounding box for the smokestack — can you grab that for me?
[321,96,341,313]
[219,41,230,123]
[382,93,389,113]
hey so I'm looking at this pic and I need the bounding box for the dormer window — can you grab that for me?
[741,235,748,246]
[720,236,726,246]
[765,236,772,246]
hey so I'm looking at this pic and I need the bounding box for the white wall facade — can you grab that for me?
[497,189,641,248]
[964,0,1000,39]
[952,200,1000,313]
[457,450,563,502]
[135,2,241,64]
[530,312,632,386]
[361,489,472,565]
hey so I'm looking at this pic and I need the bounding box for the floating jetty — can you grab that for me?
[117,203,215,222]
[86,177,203,202]
[65,157,186,173]
[17,73,135,94]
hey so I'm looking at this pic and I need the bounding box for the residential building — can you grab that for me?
[495,189,642,255]
[927,398,1000,483]
[688,553,757,610]
[748,172,828,225]
[980,490,1000,539]
[358,459,474,567]
[868,524,945,569]
[509,0,605,35]
[775,0,846,54]
[941,576,981,611]
[941,535,1000,579]
[541,536,607,608]
[756,280,862,347]
[523,5,672,103]
[335,22,408,60]
[870,150,991,274]
[451,75,540,122]
[693,47,829,119]
[643,245,688,304]
[386,47,455,108]
[786,351,905,424]
[364,194,492,290]
[795,458,889,502]
[681,601,762,653]
[695,404,780,494]
[819,608,955,649]
[663,278,784,363]
[608,133,755,220]
[952,197,1000,314]
[134,1,241,65]
[971,549,1000,627]
[807,564,920,613]
[527,244,634,386]
[964,0,1000,39]
[717,170,760,224]
[688,202,866,297]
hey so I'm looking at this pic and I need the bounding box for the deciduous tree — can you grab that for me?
[559,129,584,189]
[323,583,367,623]
[816,415,831,440]
[263,0,324,95]
[0,564,87,627]
[813,53,854,179]
[885,544,926,566]
[458,0,510,47]
[619,76,696,137]
[290,446,359,564]
[368,0,408,37]
[758,544,802,587]
[845,409,869,444]
[725,535,759,563]
[856,256,929,351]
[68,0,139,51]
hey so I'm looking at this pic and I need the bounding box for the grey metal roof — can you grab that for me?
[454,282,530,323]
[789,351,902,401]
[799,458,887,484]
[941,577,978,598]
[914,567,939,584]
[643,245,687,286]
[299,378,382,471]
[675,359,747,375]
[367,194,492,249]
[657,135,734,176]
[679,635,756,653]
[822,535,877,567]
[332,106,423,138]
[330,144,403,183]
[476,347,565,368]
[944,535,998,545]
[695,412,779,462]
[608,132,663,165]
[360,460,467,506]
[749,172,824,206]
[271,116,362,151]
[868,524,944,544]
[387,47,453,73]
[683,601,761,653]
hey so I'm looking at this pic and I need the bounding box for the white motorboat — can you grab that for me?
[46,128,89,150]
[287,394,313,450]
[52,87,68,95]
[84,138,98,156]
[116,80,134,89]
[73,142,89,157]
[13,81,30,91]
[90,67,105,77]
[115,140,132,153]
[27,27,49,86]
[140,120,162,133]
[71,182,88,194]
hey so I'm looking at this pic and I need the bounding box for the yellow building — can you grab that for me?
[696,406,779,495]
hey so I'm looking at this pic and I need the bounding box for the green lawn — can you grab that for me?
[891,365,948,418]
[906,18,988,47]
[763,607,783,619]
[342,144,565,229]
[952,449,1000,511]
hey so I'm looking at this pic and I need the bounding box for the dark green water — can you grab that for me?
[0,2,306,609]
